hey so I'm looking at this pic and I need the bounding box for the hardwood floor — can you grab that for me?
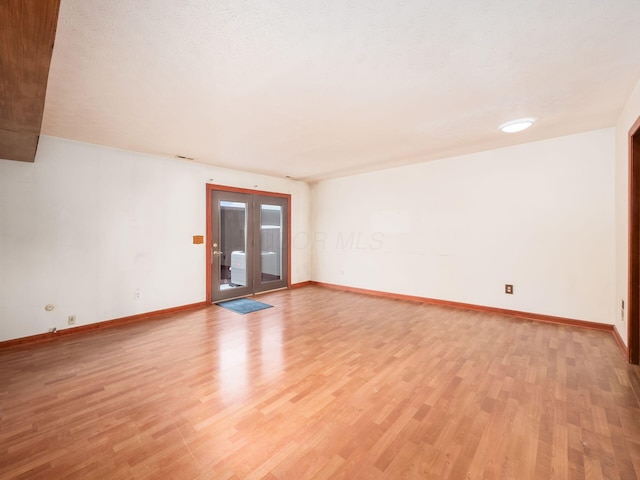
[1,286,639,479]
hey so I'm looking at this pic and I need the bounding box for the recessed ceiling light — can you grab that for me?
[499,118,535,133]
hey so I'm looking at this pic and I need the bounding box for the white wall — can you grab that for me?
[0,136,311,342]
[615,79,640,345]
[312,129,615,325]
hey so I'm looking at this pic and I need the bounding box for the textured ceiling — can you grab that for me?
[42,0,640,181]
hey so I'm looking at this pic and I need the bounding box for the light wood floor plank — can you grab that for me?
[1,286,639,479]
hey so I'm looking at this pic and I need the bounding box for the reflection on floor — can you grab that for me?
[1,286,638,478]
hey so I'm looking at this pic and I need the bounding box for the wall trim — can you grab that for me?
[3,286,617,349]
[0,301,208,349]
[613,325,630,358]
[310,281,613,332]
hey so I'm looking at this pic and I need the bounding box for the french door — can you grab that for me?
[208,187,289,302]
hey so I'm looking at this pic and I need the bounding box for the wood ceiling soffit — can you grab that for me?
[0,0,61,162]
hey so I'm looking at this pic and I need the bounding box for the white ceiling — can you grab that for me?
[42,0,640,182]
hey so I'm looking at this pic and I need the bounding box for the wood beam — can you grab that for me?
[0,0,61,162]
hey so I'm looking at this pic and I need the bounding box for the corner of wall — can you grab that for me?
[615,77,640,347]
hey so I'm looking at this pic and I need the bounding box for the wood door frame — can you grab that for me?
[206,184,292,304]
[628,115,640,364]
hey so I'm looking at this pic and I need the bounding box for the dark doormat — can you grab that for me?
[217,298,273,314]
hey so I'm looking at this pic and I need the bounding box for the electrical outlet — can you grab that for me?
[505,284,514,295]
[135,289,141,300]
[68,315,76,326]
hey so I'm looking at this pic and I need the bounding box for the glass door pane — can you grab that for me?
[220,200,247,290]
[260,204,282,282]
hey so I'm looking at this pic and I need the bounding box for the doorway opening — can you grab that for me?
[206,185,291,303]
[628,115,640,364]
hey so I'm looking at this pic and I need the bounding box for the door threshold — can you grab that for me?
[212,294,251,304]
[211,287,286,304]
[254,287,288,296]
